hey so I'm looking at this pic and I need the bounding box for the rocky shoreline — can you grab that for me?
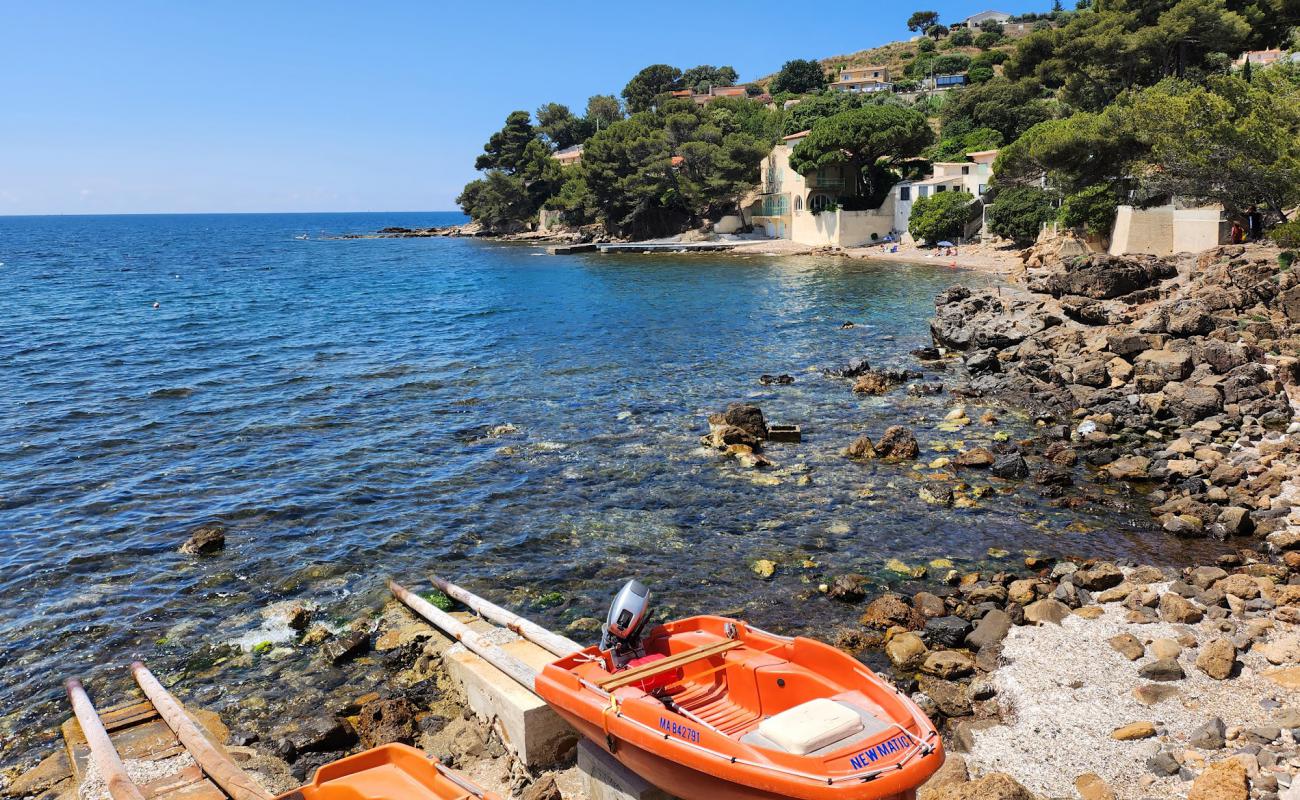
[6,238,1299,800]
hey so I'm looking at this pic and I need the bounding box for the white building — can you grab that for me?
[959,10,1012,27]
[891,150,997,236]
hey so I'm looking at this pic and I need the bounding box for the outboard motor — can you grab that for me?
[600,579,651,667]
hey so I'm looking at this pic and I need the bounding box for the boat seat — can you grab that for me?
[741,700,892,755]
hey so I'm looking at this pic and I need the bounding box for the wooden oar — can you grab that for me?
[64,678,147,800]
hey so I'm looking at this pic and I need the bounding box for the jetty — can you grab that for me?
[595,242,740,254]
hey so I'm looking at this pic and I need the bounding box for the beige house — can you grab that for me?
[552,145,583,167]
[749,131,897,247]
[830,66,894,94]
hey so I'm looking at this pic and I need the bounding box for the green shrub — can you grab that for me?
[1269,219,1300,250]
[909,190,975,244]
[986,186,1057,246]
[1059,184,1118,237]
[918,38,936,53]
[949,27,975,46]
[969,66,995,83]
[975,30,1004,49]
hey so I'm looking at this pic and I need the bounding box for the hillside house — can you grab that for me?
[830,66,894,94]
[891,150,997,235]
[955,10,1011,27]
[748,131,898,247]
[1235,49,1299,67]
[925,74,969,89]
[552,145,583,167]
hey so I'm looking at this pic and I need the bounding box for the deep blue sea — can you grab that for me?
[0,212,1206,763]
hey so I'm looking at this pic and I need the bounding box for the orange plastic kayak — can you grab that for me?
[275,743,502,800]
[535,616,943,800]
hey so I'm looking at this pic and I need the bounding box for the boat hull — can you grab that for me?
[536,616,943,800]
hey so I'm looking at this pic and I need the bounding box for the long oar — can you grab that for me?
[64,678,148,800]
[429,574,583,657]
[130,662,271,800]
[389,579,539,691]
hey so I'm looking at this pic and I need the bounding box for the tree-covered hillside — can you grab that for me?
[459,1,1300,242]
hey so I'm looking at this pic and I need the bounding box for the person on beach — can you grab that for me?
[1246,205,1264,241]
[1230,219,1247,244]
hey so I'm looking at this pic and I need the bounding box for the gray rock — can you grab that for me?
[1138,658,1185,681]
[320,630,370,665]
[966,610,1012,651]
[990,453,1029,479]
[1189,717,1225,750]
[1147,751,1181,776]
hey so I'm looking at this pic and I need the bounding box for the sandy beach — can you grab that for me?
[727,237,1023,276]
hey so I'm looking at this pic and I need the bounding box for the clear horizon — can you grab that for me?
[1,1,1046,216]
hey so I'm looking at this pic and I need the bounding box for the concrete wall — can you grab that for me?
[1110,204,1225,257]
[791,201,896,248]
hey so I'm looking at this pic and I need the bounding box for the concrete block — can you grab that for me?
[443,617,577,768]
[577,739,677,800]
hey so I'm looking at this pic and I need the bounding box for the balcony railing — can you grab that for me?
[806,175,845,190]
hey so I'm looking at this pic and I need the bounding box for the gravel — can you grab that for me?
[78,753,195,800]
[966,585,1294,799]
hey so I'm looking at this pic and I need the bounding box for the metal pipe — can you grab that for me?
[130,662,271,800]
[64,678,147,800]
[389,579,540,692]
[429,575,583,657]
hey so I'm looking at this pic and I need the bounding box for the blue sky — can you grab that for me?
[0,1,1047,215]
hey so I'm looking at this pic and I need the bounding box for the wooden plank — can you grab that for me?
[598,641,742,691]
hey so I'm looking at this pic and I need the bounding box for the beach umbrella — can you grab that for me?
[937,241,955,247]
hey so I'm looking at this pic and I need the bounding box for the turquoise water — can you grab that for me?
[0,213,1198,762]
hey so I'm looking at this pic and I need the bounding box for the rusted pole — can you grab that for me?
[389,579,540,691]
[130,662,271,800]
[64,678,147,800]
[430,574,583,657]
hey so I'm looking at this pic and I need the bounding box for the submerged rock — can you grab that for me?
[876,426,919,460]
[179,523,226,556]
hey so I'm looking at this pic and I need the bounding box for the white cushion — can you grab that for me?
[756,698,865,755]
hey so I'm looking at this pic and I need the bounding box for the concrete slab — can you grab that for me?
[443,616,578,768]
[576,739,677,800]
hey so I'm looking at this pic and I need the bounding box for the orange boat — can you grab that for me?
[277,743,502,800]
[535,614,944,800]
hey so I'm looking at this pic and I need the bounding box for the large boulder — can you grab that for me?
[355,697,417,748]
[919,773,1037,800]
[1134,350,1192,392]
[710,404,768,440]
[1161,382,1223,421]
[930,288,1057,351]
[1164,299,1213,337]
[860,593,921,629]
[876,426,920,460]
[1038,254,1176,300]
